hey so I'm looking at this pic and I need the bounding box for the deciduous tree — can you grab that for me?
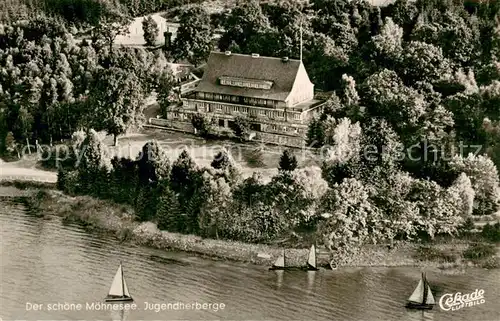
[450,154,500,215]
[173,6,212,66]
[142,15,158,47]
[218,0,270,52]
[89,66,146,146]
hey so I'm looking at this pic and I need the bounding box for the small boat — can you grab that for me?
[269,249,286,270]
[105,262,133,302]
[305,244,319,271]
[405,272,435,310]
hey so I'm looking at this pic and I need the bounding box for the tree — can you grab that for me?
[306,117,325,147]
[218,0,270,52]
[136,140,170,186]
[371,17,403,67]
[320,118,363,186]
[385,0,419,38]
[198,172,232,238]
[303,33,348,90]
[448,172,475,218]
[326,118,362,163]
[191,113,212,137]
[211,149,231,170]
[170,149,200,195]
[400,41,453,85]
[77,129,111,195]
[89,66,146,146]
[318,178,383,264]
[233,172,266,207]
[5,131,18,158]
[410,8,480,66]
[156,68,177,119]
[368,169,421,241]
[231,116,250,140]
[450,154,500,215]
[156,185,182,232]
[278,149,298,172]
[410,178,466,238]
[360,118,404,175]
[142,15,158,47]
[173,6,212,66]
[109,156,138,204]
[362,69,427,143]
[339,74,360,108]
[91,14,131,52]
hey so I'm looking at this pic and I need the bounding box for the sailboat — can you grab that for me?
[305,244,319,271]
[105,262,133,302]
[405,272,435,310]
[269,249,286,270]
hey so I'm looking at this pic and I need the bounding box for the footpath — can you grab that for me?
[0,158,57,184]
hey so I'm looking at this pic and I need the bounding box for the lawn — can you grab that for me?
[104,128,320,182]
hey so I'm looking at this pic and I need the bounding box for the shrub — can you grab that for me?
[463,243,496,260]
[63,170,80,196]
[244,147,265,168]
[191,113,213,137]
[457,217,475,236]
[481,222,500,242]
[415,245,458,263]
[40,144,77,170]
[230,116,250,140]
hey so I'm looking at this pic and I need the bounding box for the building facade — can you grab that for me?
[165,51,325,147]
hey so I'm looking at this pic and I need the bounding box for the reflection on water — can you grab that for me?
[275,270,283,289]
[307,271,316,293]
[1,200,499,321]
[110,307,129,321]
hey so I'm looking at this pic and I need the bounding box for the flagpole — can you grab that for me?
[299,20,303,62]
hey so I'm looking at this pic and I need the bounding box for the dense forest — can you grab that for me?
[0,0,204,25]
[1,0,499,260]
[0,14,180,151]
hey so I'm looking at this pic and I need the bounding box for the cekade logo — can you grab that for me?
[439,289,485,311]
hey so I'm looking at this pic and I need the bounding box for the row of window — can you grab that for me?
[196,92,276,108]
[212,117,303,135]
[205,103,302,120]
[244,97,272,107]
[219,77,273,90]
[268,125,303,134]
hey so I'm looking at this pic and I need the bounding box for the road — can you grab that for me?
[0,158,57,183]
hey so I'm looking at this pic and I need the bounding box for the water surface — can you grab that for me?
[1,200,499,321]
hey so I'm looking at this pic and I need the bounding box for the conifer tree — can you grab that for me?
[278,149,298,172]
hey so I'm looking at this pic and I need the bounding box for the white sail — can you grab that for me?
[426,285,435,305]
[123,277,130,297]
[307,245,316,268]
[408,279,424,303]
[108,265,124,296]
[274,255,285,267]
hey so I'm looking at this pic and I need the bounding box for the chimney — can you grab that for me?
[225,50,231,55]
[251,53,259,58]
[282,56,289,62]
[164,30,172,49]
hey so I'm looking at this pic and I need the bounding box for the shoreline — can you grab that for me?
[4,185,500,270]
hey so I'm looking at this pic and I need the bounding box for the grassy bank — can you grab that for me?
[0,180,56,190]
[19,188,500,269]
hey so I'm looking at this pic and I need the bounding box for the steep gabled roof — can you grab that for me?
[194,51,302,101]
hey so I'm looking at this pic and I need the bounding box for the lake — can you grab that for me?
[1,199,499,321]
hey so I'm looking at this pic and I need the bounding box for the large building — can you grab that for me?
[165,51,325,146]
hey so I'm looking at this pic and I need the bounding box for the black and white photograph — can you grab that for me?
[0,0,499,320]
